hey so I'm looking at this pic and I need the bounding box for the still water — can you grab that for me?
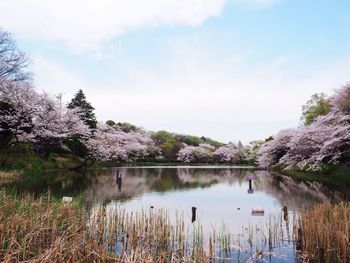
[6,166,349,262]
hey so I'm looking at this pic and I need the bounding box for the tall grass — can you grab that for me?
[0,191,208,262]
[0,190,294,262]
[296,202,350,262]
[0,170,22,184]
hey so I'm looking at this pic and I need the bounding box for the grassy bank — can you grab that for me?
[0,152,84,173]
[296,202,350,262]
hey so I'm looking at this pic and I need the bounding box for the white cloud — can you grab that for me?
[0,0,226,52]
[233,0,280,8]
[0,0,278,53]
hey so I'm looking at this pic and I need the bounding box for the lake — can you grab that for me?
[6,165,350,262]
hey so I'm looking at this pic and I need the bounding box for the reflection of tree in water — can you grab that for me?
[5,170,90,197]
[83,168,157,203]
[7,166,349,212]
[83,168,219,204]
[178,168,348,209]
[176,167,251,186]
[82,167,348,208]
[253,171,346,209]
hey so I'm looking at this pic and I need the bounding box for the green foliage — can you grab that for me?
[106,120,116,126]
[0,101,13,148]
[68,89,97,129]
[153,130,174,144]
[265,136,273,142]
[64,134,89,157]
[175,135,202,146]
[67,89,96,157]
[0,149,83,172]
[244,140,265,163]
[301,93,331,125]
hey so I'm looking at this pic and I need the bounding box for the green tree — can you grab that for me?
[153,130,175,145]
[301,93,330,125]
[68,89,97,129]
[106,120,116,126]
[66,90,96,157]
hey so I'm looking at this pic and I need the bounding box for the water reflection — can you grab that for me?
[5,166,350,262]
[81,167,347,211]
[6,166,349,208]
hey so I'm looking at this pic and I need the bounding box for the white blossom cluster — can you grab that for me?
[177,142,246,163]
[258,84,350,170]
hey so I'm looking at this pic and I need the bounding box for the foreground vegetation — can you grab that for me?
[1,183,350,262]
[0,190,292,262]
[297,202,350,262]
[0,170,21,185]
[0,191,185,262]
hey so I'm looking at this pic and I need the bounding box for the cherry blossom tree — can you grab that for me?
[280,112,350,170]
[32,93,89,155]
[332,83,350,114]
[0,80,40,147]
[258,83,350,170]
[177,143,214,163]
[257,129,296,168]
[83,123,160,162]
[82,123,127,161]
[213,143,241,163]
[0,80,89,155]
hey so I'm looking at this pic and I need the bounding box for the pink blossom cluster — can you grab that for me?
[0,80,159,161]
[258,84,350,170]
[1,80,88,149]
[83,123,159,161]
[177,143,215,163]
[177,142,246,163]
[213,143,244,163]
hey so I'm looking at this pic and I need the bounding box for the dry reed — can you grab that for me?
[296,201,350,262]
[0,191,209,262]
[0,190,294,262]
[0,170,22,185]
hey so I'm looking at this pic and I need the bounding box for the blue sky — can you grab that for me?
[1,0,350,143]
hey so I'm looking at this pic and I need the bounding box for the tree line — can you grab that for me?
[0,29,253,165]
[2,28,349,169]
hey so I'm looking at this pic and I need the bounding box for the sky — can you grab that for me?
[1,0,350,143]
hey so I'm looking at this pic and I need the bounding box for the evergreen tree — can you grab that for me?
[68,89,97,128]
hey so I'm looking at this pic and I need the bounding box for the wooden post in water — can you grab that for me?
[283,206,288,221]
[115,170,122,192]
[191,207,197,223]
[296,227,303,251]
[247,175,254,194]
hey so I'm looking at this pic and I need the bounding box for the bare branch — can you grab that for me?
[0,29,32,83]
